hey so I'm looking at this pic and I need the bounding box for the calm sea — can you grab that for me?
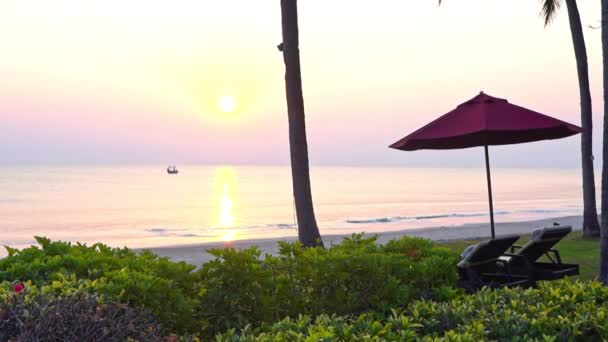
[0,165,584,252]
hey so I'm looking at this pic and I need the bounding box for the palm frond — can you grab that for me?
[540,0,562,27]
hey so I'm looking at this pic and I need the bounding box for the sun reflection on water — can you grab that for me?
[214,167,239,242]
[219,185,234,226]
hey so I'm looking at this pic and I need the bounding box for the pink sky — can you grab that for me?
[0,0,603,167]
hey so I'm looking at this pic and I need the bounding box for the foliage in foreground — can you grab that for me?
[0,235,603,340]
[0,234,458,336]
[217,280,608,341]
[199,234,459,335]
[0,236,199,333]
[0,292,165,342]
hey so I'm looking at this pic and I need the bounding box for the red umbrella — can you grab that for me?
[389,92,582,238]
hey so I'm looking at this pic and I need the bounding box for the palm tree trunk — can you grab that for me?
[599,0,608,283]
[565,0,601,238]
[280,0,323,247]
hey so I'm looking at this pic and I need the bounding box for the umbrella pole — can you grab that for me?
[484,144,496,239]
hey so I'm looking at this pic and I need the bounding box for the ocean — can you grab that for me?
[0,165,585,252]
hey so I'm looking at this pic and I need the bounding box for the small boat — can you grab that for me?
[167,166,179,174]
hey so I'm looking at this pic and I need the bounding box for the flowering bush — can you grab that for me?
[0,236,200,333]
[0,234,458,337]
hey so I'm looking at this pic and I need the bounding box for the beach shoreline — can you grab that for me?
[145,215,584,265]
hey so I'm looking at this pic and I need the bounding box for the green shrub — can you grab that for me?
[0,236,200,333]
[0,292,165,341]
[0,234,459,337]
[198,234,459,336]
[409,279,608,340]
[217,280,608,341]
[383,235,436,259]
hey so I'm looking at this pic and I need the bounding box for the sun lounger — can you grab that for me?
[457,235,532,292]
[505,226,579,281]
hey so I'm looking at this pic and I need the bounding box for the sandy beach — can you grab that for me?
[145,215,584,265]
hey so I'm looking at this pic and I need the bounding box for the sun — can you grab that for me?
[218,95,237,113]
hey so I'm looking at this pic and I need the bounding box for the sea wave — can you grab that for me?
[144,223,297,239]
[345,212,506,224]
[266,223,297,229]
[344,208,579,224]
[141,207,583,237]
[520,208,581,214]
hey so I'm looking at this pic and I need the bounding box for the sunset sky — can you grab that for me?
[0,0,603,167]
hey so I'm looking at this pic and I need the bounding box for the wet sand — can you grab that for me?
[144,215,584,265]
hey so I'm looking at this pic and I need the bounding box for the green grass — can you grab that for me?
[440,231,601,280]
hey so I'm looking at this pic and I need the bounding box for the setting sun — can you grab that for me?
[218,95,237,113]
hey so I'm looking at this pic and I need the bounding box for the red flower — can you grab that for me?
[13,283,24,293]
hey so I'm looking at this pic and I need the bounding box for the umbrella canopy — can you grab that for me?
[390,92,582,151]
[389,91,582,239]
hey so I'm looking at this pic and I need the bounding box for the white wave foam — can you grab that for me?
[343,209,573,224]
